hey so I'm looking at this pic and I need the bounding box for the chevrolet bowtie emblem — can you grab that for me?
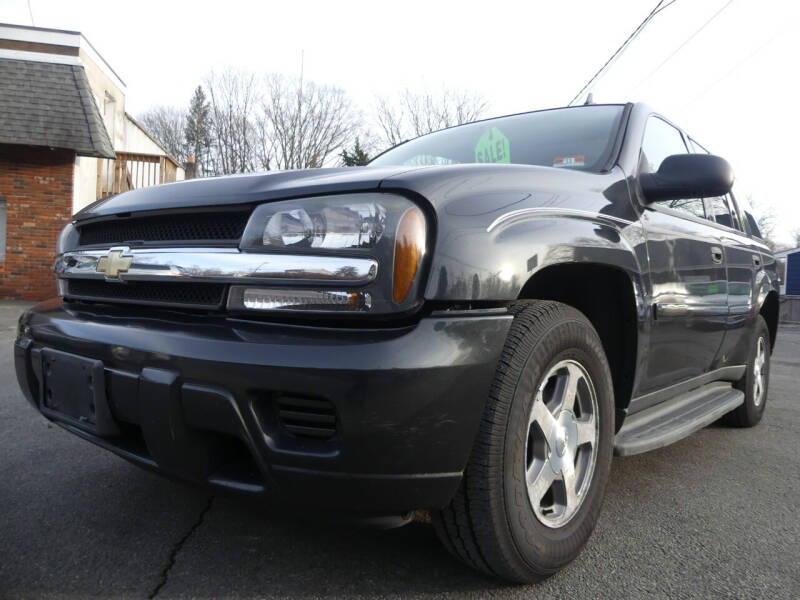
[96,248,133,279]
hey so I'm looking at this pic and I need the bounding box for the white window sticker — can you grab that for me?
[553,155,585,168]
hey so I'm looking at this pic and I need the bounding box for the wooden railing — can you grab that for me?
[96,152,179,199]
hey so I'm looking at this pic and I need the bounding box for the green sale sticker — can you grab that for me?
[474,127,510,164]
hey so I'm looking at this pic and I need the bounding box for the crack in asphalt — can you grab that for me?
[148,496,214,599]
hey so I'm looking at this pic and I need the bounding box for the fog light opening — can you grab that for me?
[231,287,372,312]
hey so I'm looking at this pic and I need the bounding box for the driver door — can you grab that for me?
[639,117,729,395]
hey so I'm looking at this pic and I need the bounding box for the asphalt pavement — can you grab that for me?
[1,301,798,599]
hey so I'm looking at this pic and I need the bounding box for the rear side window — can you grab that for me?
[732,186,765,239]
[706,195,742,231]
[744,212,762,238]
[726,194,746,232]
[689,142,746,232]
[641,117,707,219]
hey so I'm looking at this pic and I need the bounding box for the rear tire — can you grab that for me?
[433,300,615,583]
[725,315,770,427]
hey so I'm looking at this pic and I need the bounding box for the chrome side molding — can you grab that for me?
[486,207,634,233]
[55,247,378,285]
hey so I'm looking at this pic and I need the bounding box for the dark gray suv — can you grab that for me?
[15,102,778,582]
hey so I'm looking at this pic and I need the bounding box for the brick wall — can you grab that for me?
[0,144,75,300]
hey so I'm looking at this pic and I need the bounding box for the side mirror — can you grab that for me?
[640,154,733,203]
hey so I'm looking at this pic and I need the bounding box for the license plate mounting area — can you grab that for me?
[40,348,119,436]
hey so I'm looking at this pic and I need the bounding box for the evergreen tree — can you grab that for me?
[184,86,212,177]
[340,138,370,166]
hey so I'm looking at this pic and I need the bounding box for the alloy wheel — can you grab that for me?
[524,359,599,528]
[753,336,767,407]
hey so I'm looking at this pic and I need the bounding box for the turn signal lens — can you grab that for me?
[392,207,426,304]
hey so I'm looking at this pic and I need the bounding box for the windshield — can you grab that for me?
[370,105,625,172]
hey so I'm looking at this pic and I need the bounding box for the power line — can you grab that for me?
[567,0,678,106]
[27,0,35,26]
[653,0,679,16]
[631,0,735,94]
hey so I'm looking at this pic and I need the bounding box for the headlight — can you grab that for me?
[242,196,392,250]
[236,193,428,315]
[262,204,385,249]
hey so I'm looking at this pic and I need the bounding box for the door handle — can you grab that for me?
[710,246,723,264]
[752,254,761,267]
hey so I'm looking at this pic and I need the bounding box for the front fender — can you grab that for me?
[756,252,781,308]
[424,208,647,302]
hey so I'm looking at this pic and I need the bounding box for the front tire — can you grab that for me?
[725,314,771,427]
[433,301,615,583]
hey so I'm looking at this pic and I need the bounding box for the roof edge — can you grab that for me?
[0,22,81,35]
[124,112,181,167]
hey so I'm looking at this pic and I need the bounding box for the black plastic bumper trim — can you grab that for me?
[15,299,513,514]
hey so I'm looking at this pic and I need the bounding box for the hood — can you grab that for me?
[75,163,627,222]
[74,166,425,221]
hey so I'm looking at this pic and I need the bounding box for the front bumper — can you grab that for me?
[14,300,511,515]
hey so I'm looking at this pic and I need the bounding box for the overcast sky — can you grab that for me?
[2,0,798,243]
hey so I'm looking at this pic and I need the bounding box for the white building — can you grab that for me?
[0,23,184,214]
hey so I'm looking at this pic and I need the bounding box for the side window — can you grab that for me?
[640,117,688,174]
[641,117,707,219]
[706,195,740,230]
[659,197,707,219]
[726,194,745,232]
[745,212,762,238]
[686,137,744,231]
[732,185,765,239]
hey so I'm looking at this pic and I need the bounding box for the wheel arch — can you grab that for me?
[518,262,641,431]
[760,290,779,351]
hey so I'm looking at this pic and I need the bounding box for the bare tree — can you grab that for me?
[748,194,777,242]
[446,89,490,126]
[252,111,276,172]
[261,74,359,170]
[375,88,489,148]
[745,194,795,251]
[205,69,260,175]
[375,96,406,147]
[137,106,186,163]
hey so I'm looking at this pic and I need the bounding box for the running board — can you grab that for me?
[614,382,744,456]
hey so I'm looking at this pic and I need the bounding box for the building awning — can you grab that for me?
[0,57,115,158]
